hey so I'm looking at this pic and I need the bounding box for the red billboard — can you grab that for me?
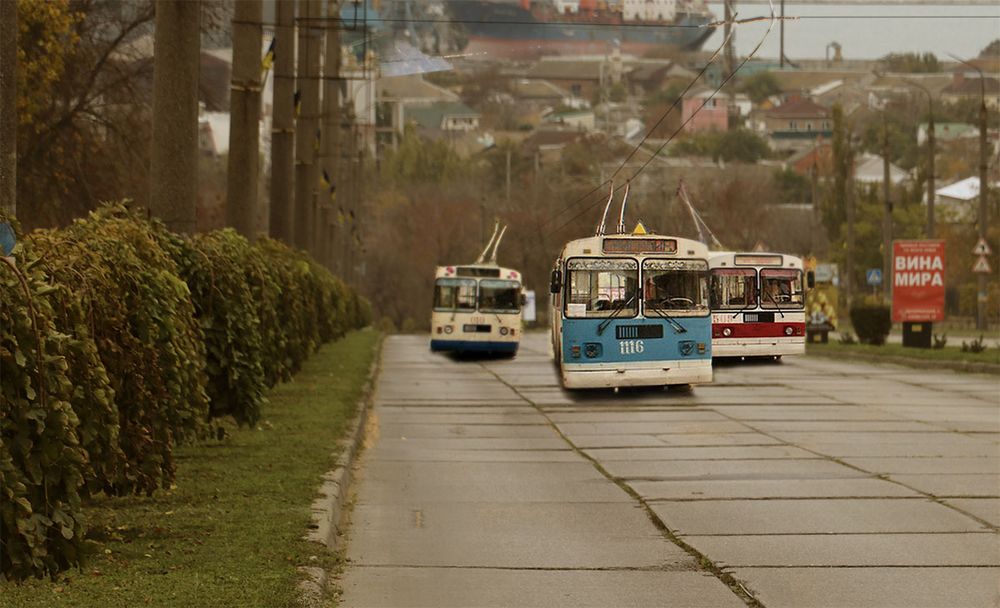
[892,240,945,322]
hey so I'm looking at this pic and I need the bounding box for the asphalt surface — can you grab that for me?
[339,333,1000,608]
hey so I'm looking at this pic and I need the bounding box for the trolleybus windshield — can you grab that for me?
[434,278,477,311]
[565,258,638,318]
[478,279,521,313]
[760,269,804,307]
[711,268,757,310]
[642,259,709,315]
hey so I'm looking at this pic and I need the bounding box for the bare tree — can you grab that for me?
[225,0,262,239]
[149,0,201,233]
[0,0,15,219]
[270,0,296,243]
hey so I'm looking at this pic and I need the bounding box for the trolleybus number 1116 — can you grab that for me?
[619,340,645,355]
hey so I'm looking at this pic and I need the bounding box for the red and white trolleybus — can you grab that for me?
[708,252,806,359]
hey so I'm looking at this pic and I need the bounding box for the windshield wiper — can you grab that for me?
[645,303,688,334]
[731,299,756,319]
[597,294,636,336]
[763,290,786,318]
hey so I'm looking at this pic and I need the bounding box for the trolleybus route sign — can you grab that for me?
[602,238,677,254]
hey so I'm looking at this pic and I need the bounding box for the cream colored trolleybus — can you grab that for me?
[430,225,523,356]
[708,252,806,359]
[549,187,713,389]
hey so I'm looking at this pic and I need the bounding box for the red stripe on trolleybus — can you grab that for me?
[713,322,805,339]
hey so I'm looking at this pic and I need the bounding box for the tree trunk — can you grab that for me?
[226,0,262,239]
[0,0,17,219]
[269,0,295,244]
[318,0,341,269]
[293,0,321,253]
[149,0,201,234]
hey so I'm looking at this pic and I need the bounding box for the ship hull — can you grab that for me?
[444,1,714,60]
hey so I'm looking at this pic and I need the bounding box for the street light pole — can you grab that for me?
[952,55,990,331]
[906,80,935,238]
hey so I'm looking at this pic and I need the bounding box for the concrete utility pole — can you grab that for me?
[779,0,785,69]
[318,0,341,270]
[723,0,735,83]
[226,0,263,240]
[905,80,936,238]
[976,78,989,331]
[0,0,17,219]
[294,0,321,253]
[270,0,296,244]
[845,139,856,309]
[882,118,892,300]
[149,0,201,234]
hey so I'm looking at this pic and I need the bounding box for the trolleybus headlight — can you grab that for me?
[584,343,602,358]
[500,327,509,336]
[784,326,794,336]
[444,325,453,334]
[722,327,733,337]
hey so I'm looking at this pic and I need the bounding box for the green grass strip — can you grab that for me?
[1,329,380,608]
[808,340,1000,368]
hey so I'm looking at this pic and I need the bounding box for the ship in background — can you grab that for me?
[441,0,716,60]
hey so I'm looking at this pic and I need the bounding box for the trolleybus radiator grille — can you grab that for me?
[462,324,492,333]
[615,325,664,340]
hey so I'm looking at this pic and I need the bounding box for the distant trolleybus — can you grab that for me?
[549,222,713,390]
[708,252,806,359]
[430,225,523,356]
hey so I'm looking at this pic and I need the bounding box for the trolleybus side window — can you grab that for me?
[711,268,757,309]
[642,259,710,315]
[760,269,804,307]
[565,258,638,318]
[479,279,521,313]
[433,278,477,311]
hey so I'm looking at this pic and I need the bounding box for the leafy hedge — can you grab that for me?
[850,304,892,345]
[0,206,370,580]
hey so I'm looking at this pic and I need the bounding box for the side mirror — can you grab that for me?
[806,270,815,289]
[549,269,562,295]
[521,293,528,306]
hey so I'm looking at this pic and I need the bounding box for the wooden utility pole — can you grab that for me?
[845,139,856,309]
[723,0,735,83]
[149,0,201,234]
[0,0,17,219]
[779,0,785,69]
[318,0,341,270]
[226,0,263,239]
[294,0,321,253]
[270,0,296,244]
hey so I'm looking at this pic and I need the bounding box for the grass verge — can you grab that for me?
[807,340,1000,371]
[1,329,381,608]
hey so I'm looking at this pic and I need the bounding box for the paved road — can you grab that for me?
[340,333,1000,608]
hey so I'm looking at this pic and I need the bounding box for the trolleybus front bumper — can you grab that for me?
[430,339,519,354]
[560,359,712,389]
[712,337,805,358]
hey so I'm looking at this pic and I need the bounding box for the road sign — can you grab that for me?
[866,268,882,286]
[972,238,992,256]
[972,255,992,274]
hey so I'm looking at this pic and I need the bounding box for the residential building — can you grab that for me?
[934,177,999,222]
[760,97,832,150]
[940,72,1000,109]
[405,102,481,133]
[853,153,910,186]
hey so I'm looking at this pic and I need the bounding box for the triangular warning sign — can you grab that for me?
[972,238,993,256]
[632,221,648,235]
[972,255,992,274]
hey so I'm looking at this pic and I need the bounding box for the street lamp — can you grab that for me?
[951,54,989,331]
[905,79,936,239]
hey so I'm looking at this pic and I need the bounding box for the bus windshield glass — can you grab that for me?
[760,269,804,308]
[711,268,757,310]
[478,279,521,313]
[642,260,710,316]
[434,278,477,311]
[565,258,638,318]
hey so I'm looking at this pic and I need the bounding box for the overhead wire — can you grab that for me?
[548,0,780,237]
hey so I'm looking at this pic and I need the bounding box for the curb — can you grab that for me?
[298,332,384,607]
[808,349,1000,376]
